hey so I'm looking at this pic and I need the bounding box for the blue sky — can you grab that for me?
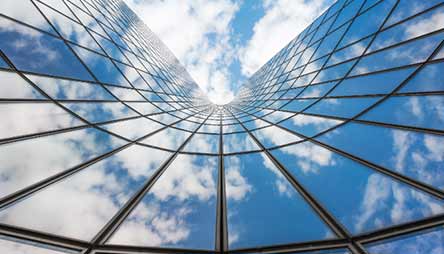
[125,0,333,104]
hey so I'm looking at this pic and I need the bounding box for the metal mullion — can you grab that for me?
[354,213,444,245]
[9,2,150,137]
[0,107,206,210]
[226,238,349,254]
[238,57,444,103]
[57,0,164,108]
[225,107,365,254]
[237,0,400,137]
[93,244,215,254]
[241,4,444,106]
[238,0,368,112]
[0,13,60,39]
[304,0,407,64]
[254,105,444,137]
[82,109,214,254]
[215,112,228,252]
[80,0,183,100]
[0,223,89,252]
[29,0,186,141]
[301,110,444,137]
[0,66,153,94]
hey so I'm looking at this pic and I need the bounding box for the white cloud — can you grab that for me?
[281,141,335,174]
[124,0,239,104]
[0,238,68,254]
[225,156,252,201]
[239,0,331,76]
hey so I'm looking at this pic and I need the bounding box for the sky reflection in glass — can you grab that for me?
[0,0,443,253]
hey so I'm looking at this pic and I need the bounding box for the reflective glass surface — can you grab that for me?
[109,154,217,249]
[0,144,171,240]
[225,153,334,249]
[365,226,444,254]
[0,0,443,253]
[0,237,76,254]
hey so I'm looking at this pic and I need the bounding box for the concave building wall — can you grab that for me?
[0,0,444,253]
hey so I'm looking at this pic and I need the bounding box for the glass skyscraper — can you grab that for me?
[0,0,443,253]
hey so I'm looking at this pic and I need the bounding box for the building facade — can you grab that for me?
[0,0,443,253]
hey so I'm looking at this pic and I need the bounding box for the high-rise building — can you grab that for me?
[0,0,443,253]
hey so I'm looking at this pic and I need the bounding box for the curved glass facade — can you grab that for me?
[0,0,443,253]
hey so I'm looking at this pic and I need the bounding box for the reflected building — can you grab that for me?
[0,0,444,253]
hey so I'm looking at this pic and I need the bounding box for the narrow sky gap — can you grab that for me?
[124,0,332,104]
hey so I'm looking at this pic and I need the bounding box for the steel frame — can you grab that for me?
[0,0,443,253]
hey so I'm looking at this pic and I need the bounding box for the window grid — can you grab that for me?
[0,0,443,253]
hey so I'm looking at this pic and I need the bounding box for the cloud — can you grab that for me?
[108,154,218,247]
[239,0,331,76]
[0,238,68,254]
[355,172,444,233]
[225,156,252,201]
[281,141,335,174]
[124,0,239,104]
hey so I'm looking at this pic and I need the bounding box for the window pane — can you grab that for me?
[359,95,444,130]
[26,74,114,100]
[102,117,163,140]
[223,132,260,153]
[108,154,217,249]
[317,122,444,190]
[330,67,415,96]
[63,102,138,123]
[280,114,343,137]
[0,0,55,33]
[183,133,219,153]
[399,62,444,93]
[225,153,335,249]
[0,103,83,139]
[0,70,43,99]
[305,97,380,118]
[251,125,301,148]
[140,127,191,150]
